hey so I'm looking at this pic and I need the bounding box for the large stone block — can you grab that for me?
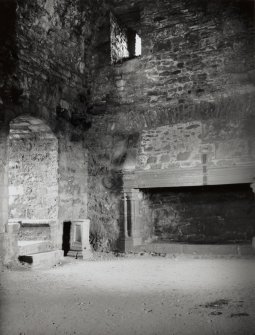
[18,250,64,269]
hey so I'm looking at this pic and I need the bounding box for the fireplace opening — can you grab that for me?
[140,183,255,244]
[62,221,71,256]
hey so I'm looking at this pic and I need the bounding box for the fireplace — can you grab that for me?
[140,184,255,244]
[121,166,255,253]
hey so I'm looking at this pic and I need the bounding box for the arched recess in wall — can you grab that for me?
[8,115,58,221]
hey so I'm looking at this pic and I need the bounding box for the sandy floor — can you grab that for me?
[0,255,255,335]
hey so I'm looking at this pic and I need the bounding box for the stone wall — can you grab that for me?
[1,0,255,253]
[86,132,124,248]
[0,123,8,263]
[58,129,88,223]
[0,0,105,261]
[110,13,129,64]
[13,0,104,249]
[8,116,58,220]
[138,119,255,171]
[0,124,8,231]
[0,0,17,260]
[140,184,255,243]
[86,0,255,247]
[139,122,202,170]
[0,0,18,109]
[92,0,255,123]
[15,0,100,121]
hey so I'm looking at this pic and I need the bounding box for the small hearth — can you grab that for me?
[140,184,255,245]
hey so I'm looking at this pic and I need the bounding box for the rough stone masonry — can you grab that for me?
[87,0,255,248]
[0,0,255,263]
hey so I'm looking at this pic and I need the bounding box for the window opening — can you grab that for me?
[110,12,141,64]
[135,33,142,56]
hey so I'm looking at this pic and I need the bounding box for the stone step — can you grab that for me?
[18,250,64,269]
[18,240,53,255]
[133,243,255,256]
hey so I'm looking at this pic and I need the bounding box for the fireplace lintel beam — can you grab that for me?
[123,165,255,189]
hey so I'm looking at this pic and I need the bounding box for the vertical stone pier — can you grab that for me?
[82,219,93,260]
[122,188,143,251]
[4,221,20,265]
[251,183,255,249]
[68,219,92,259]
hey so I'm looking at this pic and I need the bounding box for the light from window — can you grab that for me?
[135,34,142,56]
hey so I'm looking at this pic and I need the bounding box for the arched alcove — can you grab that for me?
[8,115,58,221]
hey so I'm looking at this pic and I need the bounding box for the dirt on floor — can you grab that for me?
[0,253,255,335]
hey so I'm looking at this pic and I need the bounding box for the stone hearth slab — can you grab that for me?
[18,250,64,269]
[134,243,255,256]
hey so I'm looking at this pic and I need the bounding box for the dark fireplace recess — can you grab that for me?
[139,183,255,244]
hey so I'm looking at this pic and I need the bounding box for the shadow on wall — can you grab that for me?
[0,0,20,106]
[89,133,139,251]
[102,133,139,192]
